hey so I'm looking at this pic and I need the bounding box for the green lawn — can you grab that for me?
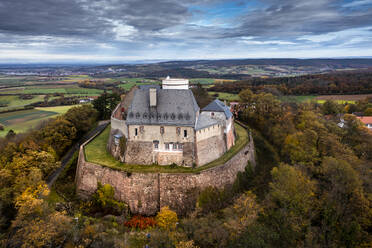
[84,123,249,173]
[0,105,78,136]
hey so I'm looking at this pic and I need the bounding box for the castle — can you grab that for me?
[109,77,235,167]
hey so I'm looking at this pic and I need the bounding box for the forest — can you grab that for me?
[0,88,371,247]
[210,70,372,95]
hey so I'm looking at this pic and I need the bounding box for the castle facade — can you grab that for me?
[109,77,235,167]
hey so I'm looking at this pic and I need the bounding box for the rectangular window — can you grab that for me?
[169,143,173,150]
[176,127,181,135]
[140,126,144,133]
[135,128,138,136]
[160,126,164,134]
[153,140,159,150]
[184,130,187,138]
[179,143,183,151]
[165,143,169,150]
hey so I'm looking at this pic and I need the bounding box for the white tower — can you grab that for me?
[162,76,189,90]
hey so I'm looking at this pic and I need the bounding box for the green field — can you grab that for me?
[190,78,215,84]
[0,85,103,95]
[0,105,77,137]
[279,95,356,104]
[84,123,249,173]
[208,91,240,101]
[278,95,317,103]
[0,95,47,112]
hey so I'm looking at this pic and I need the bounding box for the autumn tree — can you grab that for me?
[261,164,316,247]
[156,206,178,230]
[64,105,98,137]
[6,185,72,248]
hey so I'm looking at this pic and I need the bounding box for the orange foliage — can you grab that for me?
[124,215,156,230]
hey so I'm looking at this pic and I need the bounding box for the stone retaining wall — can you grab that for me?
[76,130,255,215]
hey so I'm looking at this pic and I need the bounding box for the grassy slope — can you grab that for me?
[84,123,249,173]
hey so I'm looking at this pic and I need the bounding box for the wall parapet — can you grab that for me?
[76,128,255,215]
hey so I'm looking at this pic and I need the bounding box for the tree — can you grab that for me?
[191,83,213,108]
[92,92,121,120]
[261,164,316,247]
[92,183,127,215]
[6,129,16,139]
[282,130,319,165]
[7,184,72,248]
[364,107,372,116]
[37,118,77,157]
[156,206,178,230]
[64,105,98,137]
[322,100,342,115]
[318,157,371,247]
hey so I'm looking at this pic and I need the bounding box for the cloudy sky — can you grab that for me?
[0,0,372,63]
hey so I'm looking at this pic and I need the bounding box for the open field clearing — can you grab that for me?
[0,105,78,136]
[314,94,372,101]
[0,95,46,112]
[279,95,360,104]
[189,78,215,84]
[208,91,240,101]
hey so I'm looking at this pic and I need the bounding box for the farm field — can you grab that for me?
[189,78,215,84]
[279,95,362,104]
[0,85,103,95]
[0,95,47,112]
[0,105,78,137]
[208,91,240,101]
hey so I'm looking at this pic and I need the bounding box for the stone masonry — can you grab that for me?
[76,130,255,215]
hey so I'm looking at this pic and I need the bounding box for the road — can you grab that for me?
[47,121,109,188]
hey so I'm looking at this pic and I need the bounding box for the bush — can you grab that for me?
[92,183,127,215]
[197,186,233,214]
[124,215,156,230]
[156,206,178,230]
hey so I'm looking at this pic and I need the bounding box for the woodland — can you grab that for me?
[0,86,371,247]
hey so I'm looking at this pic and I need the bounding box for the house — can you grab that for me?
[109,77,235,167]
[356,116,372,130]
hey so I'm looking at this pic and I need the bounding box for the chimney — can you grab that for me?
[150,88,157,107]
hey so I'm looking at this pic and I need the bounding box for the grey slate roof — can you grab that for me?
[195,112,218,130]
[126,87,200,126]
[202,99,233,119]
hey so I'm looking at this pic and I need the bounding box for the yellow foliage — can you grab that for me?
[156,206,178,230]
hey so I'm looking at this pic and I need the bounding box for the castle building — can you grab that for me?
[109,77,235,167]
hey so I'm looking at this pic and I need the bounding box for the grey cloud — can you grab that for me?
[229,0,372,39]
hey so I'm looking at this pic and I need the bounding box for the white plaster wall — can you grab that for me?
[196,124,222,142]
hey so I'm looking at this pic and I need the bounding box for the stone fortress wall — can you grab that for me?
[75,128,255,215]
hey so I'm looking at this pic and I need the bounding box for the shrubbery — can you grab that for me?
[124,215,156,230]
